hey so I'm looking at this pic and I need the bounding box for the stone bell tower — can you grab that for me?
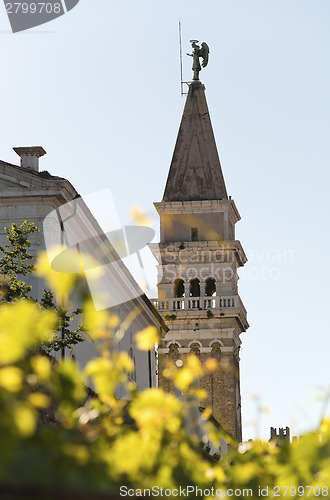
[150,74,249,441]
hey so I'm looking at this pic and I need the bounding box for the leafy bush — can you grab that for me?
[0,241,329,499]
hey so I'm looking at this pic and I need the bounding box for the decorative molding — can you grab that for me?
[209,339,224,348]
[162,330,235,342]
[187,339,203,348]
[220,347,235,353]
[166,340,182,348]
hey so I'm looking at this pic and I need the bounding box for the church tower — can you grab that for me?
[150,63,248,441]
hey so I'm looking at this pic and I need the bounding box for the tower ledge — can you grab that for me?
[154,199,241,224]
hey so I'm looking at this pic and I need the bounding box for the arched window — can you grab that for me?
[190,342,201,356]
[174,278,184,298]
[205,277,216,296]
[191,227,198,241]
[168,343,180,362]
[189,278,200,297]
[211,342,221,362]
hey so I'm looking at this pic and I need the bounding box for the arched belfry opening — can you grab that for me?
[168,343,180,361]
[174,278,184,298]
[189,278,200,297]
[205,277,216,296]
[211,341,222,361]
[190,342,201,356]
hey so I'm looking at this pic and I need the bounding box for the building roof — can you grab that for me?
[0,156,168,333]
[162,81,228,202]
[0,158,78,200]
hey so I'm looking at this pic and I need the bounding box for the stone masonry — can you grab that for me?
[150,81,249,442]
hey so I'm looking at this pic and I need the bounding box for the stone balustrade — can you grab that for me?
[151,295,246,313]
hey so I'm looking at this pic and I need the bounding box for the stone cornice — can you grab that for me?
[156,309,249,333]
[163,329,236,342]
[149,240,247,266]
[154,199,241,224]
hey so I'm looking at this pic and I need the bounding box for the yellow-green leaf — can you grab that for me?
[0,366,23,392]
[135,326,160,351]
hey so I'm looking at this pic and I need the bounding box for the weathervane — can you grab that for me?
[187,40,210,81]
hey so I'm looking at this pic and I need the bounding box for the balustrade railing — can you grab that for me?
[151,296,238,312]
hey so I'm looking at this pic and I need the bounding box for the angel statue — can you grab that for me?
[187,40,210,81]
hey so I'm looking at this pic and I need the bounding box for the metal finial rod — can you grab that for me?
[179,21,186,96]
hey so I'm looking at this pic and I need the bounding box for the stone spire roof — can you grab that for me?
[162,81,228,202]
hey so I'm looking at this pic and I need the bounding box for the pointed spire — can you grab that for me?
[163,82,228,202]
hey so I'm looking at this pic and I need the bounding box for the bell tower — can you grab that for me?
[150,75,248,442]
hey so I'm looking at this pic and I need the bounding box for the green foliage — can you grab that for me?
[0,221,39,301]
[0,221,85,354]
[206,309,214,319]
[0,294,330,500]
[0,243,329,498]
[164,314,177,321]
[0,293,330,499]
[40,290,85,353]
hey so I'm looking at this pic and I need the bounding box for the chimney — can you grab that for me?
[13,146,47,172]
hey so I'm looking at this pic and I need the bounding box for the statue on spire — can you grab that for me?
[187,40,209,81]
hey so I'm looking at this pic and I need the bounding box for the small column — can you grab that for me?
[184,282,190,310]
[215,281,222,309]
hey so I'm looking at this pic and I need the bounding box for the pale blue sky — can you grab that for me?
[0,0,329,441]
